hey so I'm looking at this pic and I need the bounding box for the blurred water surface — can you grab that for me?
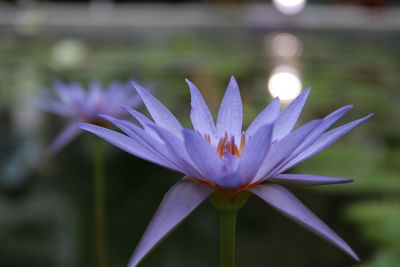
[0,8,399,267]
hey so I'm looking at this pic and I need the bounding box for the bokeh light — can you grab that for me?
[268,65,302,102]
[273,0,306,15]
[51,39,88,71]
[270,32,302,58]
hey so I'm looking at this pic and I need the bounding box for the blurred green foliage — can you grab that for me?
[346,201,400,267]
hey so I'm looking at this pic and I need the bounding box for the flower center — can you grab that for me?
[213,133,246,157]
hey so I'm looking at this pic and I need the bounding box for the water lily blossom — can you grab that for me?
[36,80,143,267]
[35,80,141,153]
[79,77,372,266]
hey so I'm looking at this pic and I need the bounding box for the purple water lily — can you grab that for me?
[35,80,141,153]
[79,77,372,266]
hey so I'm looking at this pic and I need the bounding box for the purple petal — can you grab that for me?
[272,105,354,175]
[186,79,216,137]
[216,76,243,139]
[98,115,188,173]
[279,113,374,172]
[32,99,71,117]
[246,97,280,137]
[54,81,85,106]
[250,184,359,261]
[239,124,273,184]
[183,129,222,182]
[294,105,353,153]
[273,88,310,141]
[217,172,243,189]
[121,105,162,142]
[79,123,180,172]
[149,125,204,179]
[53,81,74,104]
[128,179,215,267]
[47,122,81,154]
[87,81,102,103]
[254,119,322,183]
[270,174,353,186]
[132,81,182,134]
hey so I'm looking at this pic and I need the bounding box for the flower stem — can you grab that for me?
[93,137,106,267]
[219,210,237,267]
[210,191,250,267]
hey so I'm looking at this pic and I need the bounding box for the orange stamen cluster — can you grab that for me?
[216,133,246,157]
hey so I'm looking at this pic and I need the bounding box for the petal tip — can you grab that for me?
[229,75,238,85]
[348,249,361,262]
[77,123,98,136]
[119,105,132,113]
[77,122,90,129]
[359,113,375,123]
[341,104,354,111]
[98,114,115,122]
[131,81,146,94]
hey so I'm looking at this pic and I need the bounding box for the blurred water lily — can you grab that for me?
[80,77,372,266]
[35,80,141,153]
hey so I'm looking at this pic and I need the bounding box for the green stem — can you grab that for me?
[93,137,106,267]
[210,191,250,267]
[219,210,237,267]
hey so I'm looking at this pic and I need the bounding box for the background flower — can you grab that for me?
[34,80,141,153]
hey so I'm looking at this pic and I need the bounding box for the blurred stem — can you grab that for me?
[210,191,250,267]
[93,137,106,267]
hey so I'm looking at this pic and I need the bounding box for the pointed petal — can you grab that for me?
[121,105,162,142]
[216,76,243,139]
[294,105,353,153]
[239,124,273,184]
[183,129,222,182]
[128,179,215,267]
[132,81,182,134]
[149,125,204,179]
[246,97,280,137]
[270,174,353,186]
[279,113,374,172]
[47,122,81,154]
[250,184,359,261]
[272,105,354,175]
[99,115,188,173]
[53,81,74,104]
[273,88,310,141]
[32,99,71,117]
[186,79,216,137]
[254,119,322,182]
[78,123,180,172]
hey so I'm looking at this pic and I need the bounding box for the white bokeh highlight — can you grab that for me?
[270,32,302,58]
[273,0,306,15]
[268,65,302,102]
